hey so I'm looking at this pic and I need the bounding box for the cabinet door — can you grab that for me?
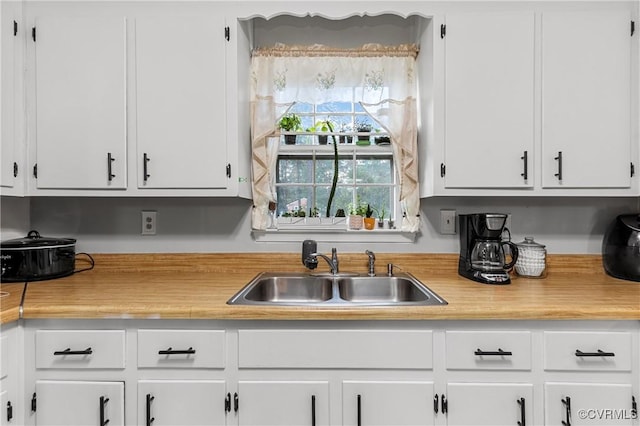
[1,3,16,189]
[541,10,631,188]
[138,380,226,426]
[545,382,634,425]
[135,16,228,189]
[446,383,533,426]
[237,381,329,426]
[444,12,534,188]
[34,17,127,189]
[343,381,435,426]
[35,380,124,426]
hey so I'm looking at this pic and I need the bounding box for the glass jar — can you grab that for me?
[514,237,547,278]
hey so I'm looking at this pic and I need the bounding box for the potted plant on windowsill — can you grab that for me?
[355,121,373,146]
[348,202,367,230]
[279,113,302,145]
[377,207,386,228]
[307,119,335,145]
[363,204,376,230]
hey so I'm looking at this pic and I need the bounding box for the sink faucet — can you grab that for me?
[308,248,339,275]
[365,250,376,276]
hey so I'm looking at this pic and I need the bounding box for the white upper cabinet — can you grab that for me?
[135,16,228,189]
[541,10,632,189]
[444,12,535,189]
[34,17,127,189]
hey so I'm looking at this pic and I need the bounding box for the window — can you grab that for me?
[275,102,398,226]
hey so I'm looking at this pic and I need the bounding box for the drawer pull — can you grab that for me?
[53,347,93,356]
[357,394,361,426]
[517,397,526,426]
[311,395,316,426]
[575,349,615,357]
[474,348,513,356]
[158,347,196,355]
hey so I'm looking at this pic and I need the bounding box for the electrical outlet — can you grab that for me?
[141,211,157,235]
[440,209,456,234]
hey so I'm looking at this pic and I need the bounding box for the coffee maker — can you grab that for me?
[458,213,518,285]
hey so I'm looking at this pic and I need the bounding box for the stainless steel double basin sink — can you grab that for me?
[227,272,447,307]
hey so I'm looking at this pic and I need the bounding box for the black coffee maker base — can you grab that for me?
[459,269,512,285]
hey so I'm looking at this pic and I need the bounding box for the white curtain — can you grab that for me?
[250,43,420,232]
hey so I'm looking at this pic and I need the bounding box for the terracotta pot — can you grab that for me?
[363,217,376,230]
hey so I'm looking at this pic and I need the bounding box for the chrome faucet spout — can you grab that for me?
[365,250,376,276]
[309,249,339,275]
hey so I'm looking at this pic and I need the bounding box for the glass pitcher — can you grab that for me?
[470,239,519,272]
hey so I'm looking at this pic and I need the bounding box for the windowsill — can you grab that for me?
[253,228,416,243]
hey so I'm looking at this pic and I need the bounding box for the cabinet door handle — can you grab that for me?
[441,394,448,414]
[99,396,110,426]
[357,394,361,426]
[433,394,439,414]
[7,401,12,422]
[143,153,151,182]
[474,348,513,356]
[158,347,196,355]
[233,392,239,413]
[575,349,615,357]
[561,396,571,426]
[107,153,116,181]
[311,395,316,426]
[554,151,563,181]
[517,397,526,426]
[146,394,155,426]
[225,393,231,413]
[13,162,18,178]
[53,347,93,356]
[521,151,528,180]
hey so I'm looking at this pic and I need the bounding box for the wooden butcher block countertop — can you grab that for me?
[8,253,640,323]
[0,283,25,324]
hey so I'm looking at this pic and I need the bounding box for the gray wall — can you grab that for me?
[1,196,635,254]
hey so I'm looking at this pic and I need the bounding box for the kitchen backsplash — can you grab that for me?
[2,196,638,255]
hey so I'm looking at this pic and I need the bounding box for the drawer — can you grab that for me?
[445,331,532,370]
[138,330,225,368]
[239,330,433,369]
[0,335,8,379]
[36,330,125,369]
[544,331,632,371]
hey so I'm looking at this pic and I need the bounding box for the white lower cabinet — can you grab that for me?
[545,383,635,426]
[445,383,533,426]
[34,380,124,426]
[138,380,227,426]
[342,381,435,426]
[237,381,330,426]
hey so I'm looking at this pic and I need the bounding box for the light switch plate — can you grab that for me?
[440,209,456,234]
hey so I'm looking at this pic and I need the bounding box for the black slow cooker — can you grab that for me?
[1,230,93,282]
[602,214,640,282]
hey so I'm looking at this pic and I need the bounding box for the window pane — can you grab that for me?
[277,157,313,184]
[356,157,393,183]
[316,186,354,217]
[316,156,354,184]
[276,186,312,216]
[356,186,393,219]
[290,102,313,113]
[318,101,352,113]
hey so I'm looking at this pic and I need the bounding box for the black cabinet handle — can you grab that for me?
[13,162,18,178]
[357,394,361,426]
[433,394,439,414]
[53,347,93,356]
[441,394,448,414]
[517,397,526,426]
[233,393,239,413]
[474,348,513,356]
[561,396,571,426]
[146,394,155,426]
[107,153,115,181]
[575,349,615,357]
[311,395,316,426]
[100,396,110,426]
[225,393,231,413]
[521,151,528,180]
[554,151,563,181]
[7,401,12,422]
[158,347,196,355]
[143,153,151,182]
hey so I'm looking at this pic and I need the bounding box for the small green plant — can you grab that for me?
[278,113,302,132]
[307,119,334,133]
[377,207,386,221]
[349,201,368,216]
[365,204,374,218]
[309,206,320,218]
[354,119,373,133]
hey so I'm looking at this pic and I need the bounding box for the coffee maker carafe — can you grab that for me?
[459,213,518,284]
